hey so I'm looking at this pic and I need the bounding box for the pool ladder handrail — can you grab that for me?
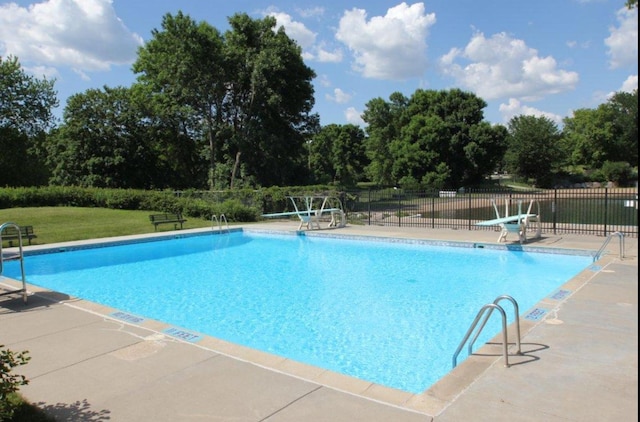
[452,295,522,368]
[593,231,624,262]
[0,222,28,303]
[211,214,230,233]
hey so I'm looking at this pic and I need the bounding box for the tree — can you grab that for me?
[309,124,368,186]
[505,115,562,187]
[48,87,157,188]
[133,12,226,189]
[0,55,58,186]
[362,94,407,185]
[562,90,638,170]
[222,13,318,188]
[133,12,318,189]
[605,90,638,167]
[0,55,58,136]
[363,89,507,189]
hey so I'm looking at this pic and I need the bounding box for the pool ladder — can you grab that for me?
[453,295,522,368]
[211,214,230,233]
[593,231,624,262]
[0,222,28,303]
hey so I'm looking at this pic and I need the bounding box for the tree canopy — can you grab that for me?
[505,115,562,188]
[0,55,58,186]
[131,12,318,189]
[562,89,638,169]
[362,89,507,189]
[2,10,636,191]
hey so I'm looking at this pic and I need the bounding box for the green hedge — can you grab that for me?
[0,185,344,223]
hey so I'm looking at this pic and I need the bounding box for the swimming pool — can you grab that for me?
[1,229,593,393]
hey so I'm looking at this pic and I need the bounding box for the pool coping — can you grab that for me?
[0,225,617,416]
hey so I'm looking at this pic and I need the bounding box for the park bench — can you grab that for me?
[1,225,37,246]
[149,213,187,231]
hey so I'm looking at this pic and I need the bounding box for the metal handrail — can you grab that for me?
[211,214,230,233]
[453,303,510,368]
[593,231,625,262]
[468,295,521,356]
[0,222,28,303]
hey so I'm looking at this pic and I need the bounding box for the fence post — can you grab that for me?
[431,193,435,228]
[553,188,557,235]
[398,192,402,227]
[604,188,609,236]
[467,188,472,230]
[367,189,371,225]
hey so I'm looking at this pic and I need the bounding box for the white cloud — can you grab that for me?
[24,64,60,80]
[326,88,351,103]
[345,107,364,126]
[268,10,343,63]
[335,2,435,80]
[439,31,579,101]
[604,74,639,100]
[315,46,343,63]
[0,0,143,74]
[268,11,317,49]
[317,74,331,88]
[296,7,324,19]
[620,74,638,92]
[498,98,563,125]
[605,7,638,69]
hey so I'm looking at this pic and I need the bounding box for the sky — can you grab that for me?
[0,0,637,128]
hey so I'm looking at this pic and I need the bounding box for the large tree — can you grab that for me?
[505,115,562,187]
[133,12,227,189]
[309,124,368,186]
[132,12,318,189]
[47,87,157,188]
[362,93,407,186]
[221,13,318,188]
[0,55,58,186]
[363,89,507,189]
[562,90,638,169]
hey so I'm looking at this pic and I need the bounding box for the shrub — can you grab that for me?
[0,345,30,420]
[601,161,633,187]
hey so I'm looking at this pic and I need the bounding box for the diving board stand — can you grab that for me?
[261,195,346,230]
[476,199,541,244]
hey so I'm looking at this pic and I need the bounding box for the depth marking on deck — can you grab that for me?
[525,308,548,321]
[110,311,145,324]
[549,289,571,300]
[163,327,203,343]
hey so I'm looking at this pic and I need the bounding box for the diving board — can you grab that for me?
[261,195,346,230]
[476,199,541,243]
[476,214,537,226]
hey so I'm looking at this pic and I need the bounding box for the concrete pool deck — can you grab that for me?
[0,222,637,421]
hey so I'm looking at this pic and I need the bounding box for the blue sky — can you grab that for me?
[1,0,637,128]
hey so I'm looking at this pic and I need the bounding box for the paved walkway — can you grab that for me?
[1,223,637,421]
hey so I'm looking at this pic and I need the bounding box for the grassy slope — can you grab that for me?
[0,207,212,247]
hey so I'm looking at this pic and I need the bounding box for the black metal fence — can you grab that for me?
[343,187,638,238]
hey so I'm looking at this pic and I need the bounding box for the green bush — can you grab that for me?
[219,199,260,222]
[0,185,343,223]
[0,345,30,420]
[601,161,633,186]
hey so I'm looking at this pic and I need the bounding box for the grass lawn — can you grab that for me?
[0,207,213,247]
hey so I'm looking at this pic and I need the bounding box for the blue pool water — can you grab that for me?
[2,230,593,393]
